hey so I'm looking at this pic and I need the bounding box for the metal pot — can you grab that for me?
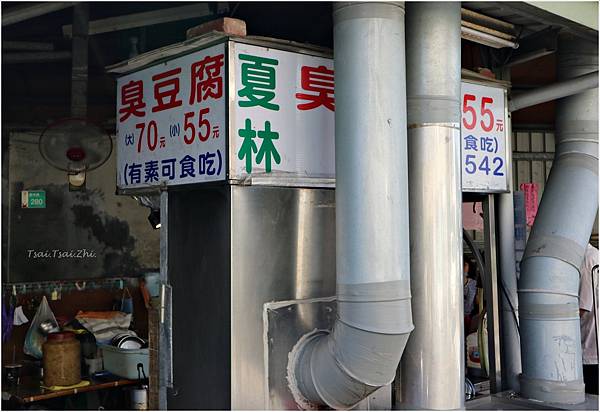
[118,336,145,350]
[111,332,133,346]
[112,333,145,350]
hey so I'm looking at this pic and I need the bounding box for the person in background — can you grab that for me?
[464,257,477,334]
[579,243,599,395]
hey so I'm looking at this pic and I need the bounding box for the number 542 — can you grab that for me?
[465,154,504,176]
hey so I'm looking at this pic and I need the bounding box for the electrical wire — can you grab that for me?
[499,277,520,336]
[489,25,524,69]
[230,2,240,17]
[462,229,520,336]
[500,25,524,67]
[465,377,477,401]
[463,230,486,285]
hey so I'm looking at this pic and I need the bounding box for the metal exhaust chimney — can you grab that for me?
[289,2,414,409]
[498,179,522,392]
[518,34,598,404]
[509,71,598,113]
[400,2,464,410]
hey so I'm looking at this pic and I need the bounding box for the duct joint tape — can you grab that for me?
[522,234,585,270]
[518,301,579,321]
[554,152,599,172]
[337,280,411,302]
[520,374,585,404]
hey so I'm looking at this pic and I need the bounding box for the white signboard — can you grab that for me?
[115,38,509,193]
[230,43,335,181]
[461,82,509,192]
[116,43,226,189]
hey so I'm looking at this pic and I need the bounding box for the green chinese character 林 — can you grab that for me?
[238,118,258,173]
[256,121,281,173]
[237,54,280,111]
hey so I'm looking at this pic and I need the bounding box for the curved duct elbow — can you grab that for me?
[518,34,598,404]
[288,2,413,409]
[292,286,413,409]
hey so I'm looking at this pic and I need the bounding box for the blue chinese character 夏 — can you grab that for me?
[179,155,196,178]
[144,160,159,182]
[128,163,142,184]
[464,135,478,151]
[161,158,176,180]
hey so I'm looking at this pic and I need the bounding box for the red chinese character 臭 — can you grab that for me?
[189,54,224,104]
[152,68,183,113]
[119,80,146,122]
[295,65,335,111]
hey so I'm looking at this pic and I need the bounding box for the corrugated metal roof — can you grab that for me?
[462,2,597,41]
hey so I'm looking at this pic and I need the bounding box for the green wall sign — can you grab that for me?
[21,190,46,209]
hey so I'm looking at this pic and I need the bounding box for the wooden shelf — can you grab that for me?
[3,375,144,404]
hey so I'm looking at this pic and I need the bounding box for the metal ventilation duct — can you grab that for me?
[400,2,464,410]
[518,33,598,404]
[509,71,599,112]
[289,2,414,409]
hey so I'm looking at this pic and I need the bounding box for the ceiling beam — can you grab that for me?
[2,41,54,51]
[461,26,519,49]
[2,2,73,26]
[3,51,71,64]
[62,3,219,37]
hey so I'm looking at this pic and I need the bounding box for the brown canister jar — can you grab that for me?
[42,332,81,387]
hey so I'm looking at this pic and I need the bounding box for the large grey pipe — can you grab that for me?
[498,173,522,392]
[518,34,598,404]
[400,3,464,410]
[289,2,413,409]
[498,92,522,392]
[509,71,598,113]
